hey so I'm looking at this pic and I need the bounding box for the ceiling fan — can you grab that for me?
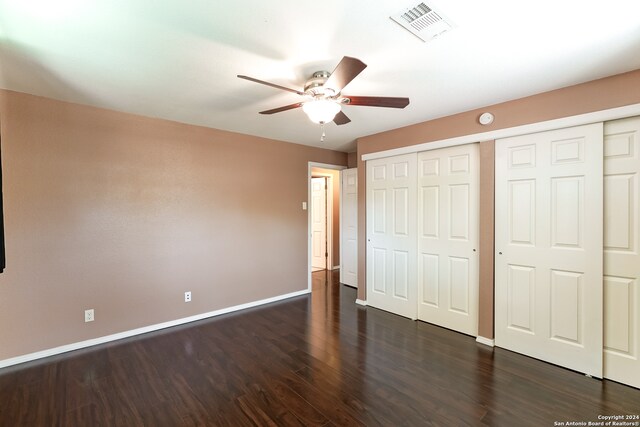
[238,56,410,126]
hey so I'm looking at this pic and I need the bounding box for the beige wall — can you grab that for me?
[0,90,346,362]
[356,68,640,339]
[478,141,495,338]
[347,152,357,169]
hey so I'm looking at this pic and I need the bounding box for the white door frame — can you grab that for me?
[362,104,640,162]
[308,162,346,291]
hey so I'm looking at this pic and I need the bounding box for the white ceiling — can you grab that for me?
[1,1,640,152]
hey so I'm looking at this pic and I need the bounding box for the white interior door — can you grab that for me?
[311,177,327,271]
[366,154,417,319]
[340,168,358,287]
[495,123,604,377]
[603,117,640,388]
[417,144,479,336]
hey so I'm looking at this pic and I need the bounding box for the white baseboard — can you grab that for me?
[0,289,310,369]
[355,299,367,306]
[476,336,495,347]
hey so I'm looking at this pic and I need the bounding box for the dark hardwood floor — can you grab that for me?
[1,270,638,426]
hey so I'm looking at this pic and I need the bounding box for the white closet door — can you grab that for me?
[603,117,640,388]
[495,123,603,377]
[311,177,327,270]
[340,168,358,287]
[417,144,479,336]
[366,154,417,319]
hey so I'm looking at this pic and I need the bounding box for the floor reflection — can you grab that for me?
[309,269,342,368]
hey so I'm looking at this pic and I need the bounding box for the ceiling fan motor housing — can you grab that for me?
[304,71,336,97]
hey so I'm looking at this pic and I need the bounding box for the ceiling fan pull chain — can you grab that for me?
[320,122,326,142]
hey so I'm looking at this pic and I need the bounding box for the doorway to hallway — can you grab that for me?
[308,163,345,290]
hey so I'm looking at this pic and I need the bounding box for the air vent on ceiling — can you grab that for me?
[391,2,454,42]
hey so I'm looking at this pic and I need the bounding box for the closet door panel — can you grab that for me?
[495,123,603,378]
[417,144,480,335]
[603,117,640,389]
[366,154,417,319]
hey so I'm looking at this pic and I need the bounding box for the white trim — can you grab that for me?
[362,103,640,161]
[309,161,347,170]
[355,299,368,306]
[476,336,495,347]
[0,289,310,369]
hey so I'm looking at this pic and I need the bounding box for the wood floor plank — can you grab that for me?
[1,269,639,426]
[237,382,307,427]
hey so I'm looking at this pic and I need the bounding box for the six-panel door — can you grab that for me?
[417,144,480,336]
[341,168,358,287]
[366,154,417,319]
[495,123,604,377]
[603,117,640,388]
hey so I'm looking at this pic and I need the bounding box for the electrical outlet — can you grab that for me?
[84,309,94,323]
[184,291,192,303]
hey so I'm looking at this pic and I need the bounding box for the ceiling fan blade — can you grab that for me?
[333,110,351,125]
[343,96,410,109]
[323,56,367,94]
[259,102,304,115]
[238,75,304,96]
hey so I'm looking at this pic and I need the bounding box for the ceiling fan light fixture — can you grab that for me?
[239,56,409,126]
[302,99,341,124]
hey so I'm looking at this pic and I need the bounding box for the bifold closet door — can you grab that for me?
[417,144,480,336]
[366,154,417,319]
[603,117,640,388]
[341,168,358,287]
[495,123,603,377]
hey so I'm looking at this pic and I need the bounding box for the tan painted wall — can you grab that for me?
[356,68,640,339]
[478,141,495,338]
[0,90,346,361]
[347,152,357,169]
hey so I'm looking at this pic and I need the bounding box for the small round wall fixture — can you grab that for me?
[479,112,494,125]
